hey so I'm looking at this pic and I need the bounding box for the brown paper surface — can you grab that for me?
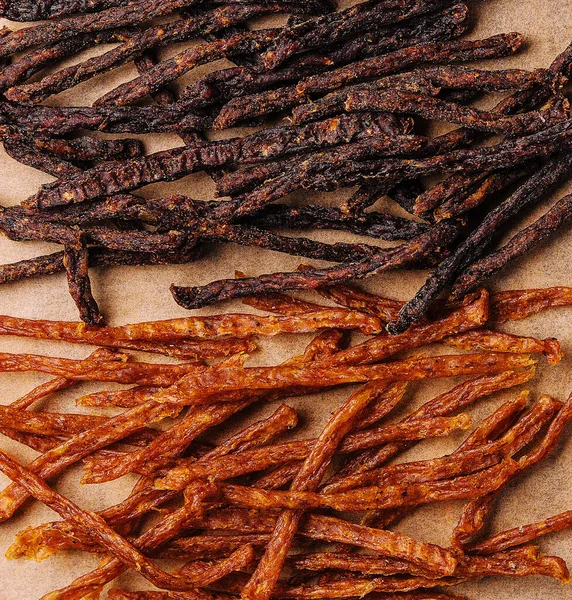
[0,1,571,598]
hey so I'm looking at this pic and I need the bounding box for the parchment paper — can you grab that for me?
[0,1,571,598]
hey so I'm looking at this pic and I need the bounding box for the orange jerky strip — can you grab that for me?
[241,381,392,600]
[445,330,563,364]
[0,309,381,344]
[0,449,243,592]
[489,287,572,322]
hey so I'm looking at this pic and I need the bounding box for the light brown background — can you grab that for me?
[0,1,571,598]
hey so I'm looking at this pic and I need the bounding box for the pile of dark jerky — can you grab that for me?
[0,0,571,329]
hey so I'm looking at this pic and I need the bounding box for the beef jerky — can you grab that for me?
[345,88,567,137]
[451,192,572,297]
[1,0,131,21]
[212,33,524,126]
[388,152,572,334]
[171,220,461,308]
[3,138,82,179]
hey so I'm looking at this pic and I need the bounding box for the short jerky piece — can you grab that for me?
[0,29,132,92]
[95,29,281,107]
[0,102,211,135]
[344,88,567,137]
[388,152,572,334]
[292,64,553,125]
[1,0,130,21]
[171,220,461,308]
[5,5,294,104]
[261,0,461,70]
[63,243,104,326]
[213,33,524,127]
[25,117,425,208]
[451,191,572,298]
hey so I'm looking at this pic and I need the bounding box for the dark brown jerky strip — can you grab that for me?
[1,0,131,21]
[171,220,461,308]
[248,205,428,241]
[0,126,143,162]
[291,64,551,125]
[0,0,304,57]
[0,102,210,135]
[179,3,469,110]
[261,0,461,69]
[213,33,524,126]
[0,29,133,92]
[387,152,572,333]
[451,191,572,298]
[0,245,201,286]
[3,138,82,179]
[434,164,532,220]
[25,117,425,208]
[345,88,567,137]
[4,5,288,103]
[95,29,280,107]
[63,243,104,326]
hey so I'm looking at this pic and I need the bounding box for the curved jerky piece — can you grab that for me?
[0,102,209,135]
[214,33,524,126]
[170,220,461,308]
[95,29,280,107]
[451,192,572,298]
[345,88,568,137]
[5,5,299,103]
[387,151,572,334]
[0,29,133,92]
[490,287,572,322]
[63,243,103,326]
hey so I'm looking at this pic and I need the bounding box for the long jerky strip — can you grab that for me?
[241,381,397,600]
[0,0,323,57]
[171,220,461,308]
[345,88,567,137]
[292,65,553,125]
[490,287,572,322]
[388,152,572,333]
[4,4,302,103]
[214,33,524,127]
[0,29,132,92]
[451,192,572,298]
[261,0,461,70]
[0,102,210,135]
[3,138,82,179]
[96,29,281,107]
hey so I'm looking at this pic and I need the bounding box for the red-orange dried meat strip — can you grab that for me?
[0,309,381,344]
[490,287,572,322]
[444,330,563,364]
[241,381,394,600]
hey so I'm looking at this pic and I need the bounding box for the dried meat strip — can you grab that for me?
[5,4,302,103]
[387,151,572,334]
[345,88,567,137]
[214,33,523,127]
[451,192,572,298]
[171,220,461,308]
[1,0,131,21]
[490,287,572,322]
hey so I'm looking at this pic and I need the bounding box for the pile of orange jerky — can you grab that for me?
[0,284,570,599]
[0,0,571,332]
